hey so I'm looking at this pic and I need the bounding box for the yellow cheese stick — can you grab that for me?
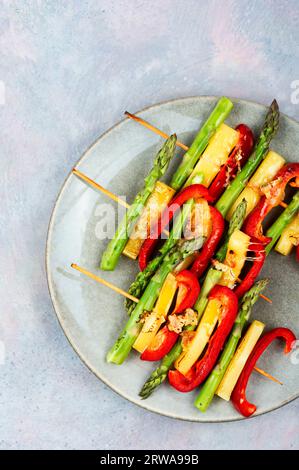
[133,273,177,353]
[216,320,265,401]
[174,298,221,376]
[184,124,239,188]
[227,151,285,220]
[275,213,299,255]
[123,181,175,259]
[219,230,250,288]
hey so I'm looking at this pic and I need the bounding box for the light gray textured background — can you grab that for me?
[0,0,298,450]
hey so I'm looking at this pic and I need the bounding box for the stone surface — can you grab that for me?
[0,0,298,450]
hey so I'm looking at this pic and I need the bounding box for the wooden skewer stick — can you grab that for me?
[125,111,189,151]
[126,111,288,210]
[258,293,272,304]
[71,263,139,303]
[71,263,282,385]
[254,366,283,385]
[72,167,170,237]
[72,168,130,209]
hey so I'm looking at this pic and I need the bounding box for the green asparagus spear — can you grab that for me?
[125,200,193,314]
[107,236,205,365]
[170,97,234,190]
[194,198,247,316]
[194,279,268,412]
[265,191,299,254]
[139,201,247,398]
[100,135,177,271]
[215,198,247,262]
[216,100,280,217]
[140,341,182,399]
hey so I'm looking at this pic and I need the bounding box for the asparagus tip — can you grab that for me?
[271,99,279,111]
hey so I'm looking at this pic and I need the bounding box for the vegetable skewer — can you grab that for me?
[194,279,268,412]
[70,264,279,385]
[215,100,280,217]
[106,236,206,365]
[170,97,234,190]
[139,200,248,398]
[100,135,177,271]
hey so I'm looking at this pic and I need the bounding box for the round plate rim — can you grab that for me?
[45,95,299,423]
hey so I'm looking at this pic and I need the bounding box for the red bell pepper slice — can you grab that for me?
[234,238,266,298]
[191,206,225,278]
[296,245,299,262]
[168,285,239,392]
[139,184,213,271]
[209,124,254,201]
[173,270,201,313]
[140,326,178,362]
[243,163,299,244]
[232,327,296,417]
[141,270,200,362]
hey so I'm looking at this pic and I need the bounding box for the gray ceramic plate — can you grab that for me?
[46,96,299,422]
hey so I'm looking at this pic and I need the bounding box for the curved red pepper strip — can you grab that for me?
[232,327,296,417]
[234,238,266,299]
[139,184,213,271]
[296,245,299,262]
[168,286,239,392]
[243,198,273,245]
[209,124,254,201]
[243,163,299,244]
[173,270,201,314]
[140,326,179,362]
[191,206,225,278]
